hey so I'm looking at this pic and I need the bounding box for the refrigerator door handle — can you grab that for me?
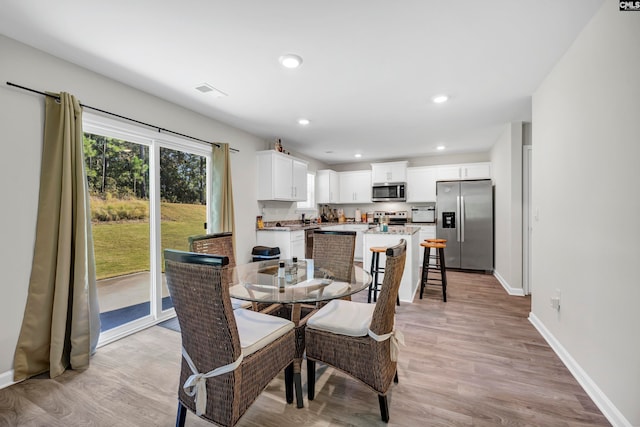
[456,196,461,242]
[460,195,465,243]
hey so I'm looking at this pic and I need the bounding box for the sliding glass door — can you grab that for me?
[84,114,211,344]
[159,146,208,313]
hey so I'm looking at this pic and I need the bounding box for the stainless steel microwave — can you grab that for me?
[372,183,406,202]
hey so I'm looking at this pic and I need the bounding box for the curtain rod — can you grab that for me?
[6,81,239,153]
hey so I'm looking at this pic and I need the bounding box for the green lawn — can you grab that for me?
[92,202,206,279]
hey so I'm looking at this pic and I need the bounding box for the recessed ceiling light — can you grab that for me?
[279,54,303,69]
[298,118,310,125]
[432,94,449,104]
[354,153,362,158]
[436,145,446,151]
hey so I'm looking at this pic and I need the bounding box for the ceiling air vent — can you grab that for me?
[195,83,228,98]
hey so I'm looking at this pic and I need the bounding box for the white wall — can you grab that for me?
[530,3,639,426]
[490,122,523,294]
[0,35,267,380]
[333,151,491,172]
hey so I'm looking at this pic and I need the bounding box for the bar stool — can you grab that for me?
[425,238,447,269]
[368,246,400,306]
[420,240,447,302]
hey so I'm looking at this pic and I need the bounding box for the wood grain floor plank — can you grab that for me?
[0,270,611,426]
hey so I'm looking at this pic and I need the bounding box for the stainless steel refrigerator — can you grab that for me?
[436,179,493,272]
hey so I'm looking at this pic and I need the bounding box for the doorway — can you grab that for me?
[83,114,211,345]
[523,145,533,295]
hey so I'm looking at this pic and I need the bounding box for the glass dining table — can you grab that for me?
[227,258,372,407]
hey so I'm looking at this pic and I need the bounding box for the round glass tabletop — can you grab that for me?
[228,258,371,304]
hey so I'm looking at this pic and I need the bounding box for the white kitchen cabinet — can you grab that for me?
[316,169,340,204]
[289,230,306,259]
[371,161,408,184]
[256,150,308,201]
[256,229,305,260]
[291,159,307,201]
[339,170,372,203]
[343,223,370,262]
[415,224,437,264]
[406,166,437,202]
[436,162,491,181]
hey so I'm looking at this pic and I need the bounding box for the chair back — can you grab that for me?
[312,230,356,282]
[188,232,236,267]
[370,239,406,336]
[164,249,241,421]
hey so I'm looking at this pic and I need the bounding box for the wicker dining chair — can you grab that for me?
[311,230,357,282]
[188,232,252,310]
[188,232,236,267]
[164,249,297,427]
[305,239,407,423]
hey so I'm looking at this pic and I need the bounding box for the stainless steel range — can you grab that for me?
[373,211,408,225]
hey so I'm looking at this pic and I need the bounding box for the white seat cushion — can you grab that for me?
[234,309,294,356]
[229,284,272,302]
[307,299,375,337]
[231,297,253,310]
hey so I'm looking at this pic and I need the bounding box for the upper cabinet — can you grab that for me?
[406,166,437,202]
[316,169,340,204]
[256,150,308,201]
[339,170,372,203]
[436,162,491,181]
[371,161,408,184]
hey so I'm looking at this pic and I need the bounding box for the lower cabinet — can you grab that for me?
[415,224,437,265]
[256,230,306,260]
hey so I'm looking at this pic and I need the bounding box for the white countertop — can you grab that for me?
[364,225,420,235]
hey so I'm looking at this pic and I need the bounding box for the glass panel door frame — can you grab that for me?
[84,113,212,347]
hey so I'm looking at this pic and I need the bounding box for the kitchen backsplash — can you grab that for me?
[259,201,315,222]
[258,200,432,222]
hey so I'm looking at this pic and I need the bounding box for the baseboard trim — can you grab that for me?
[529,313,632,427]
[0,370,17,390]
[493,270,525,296]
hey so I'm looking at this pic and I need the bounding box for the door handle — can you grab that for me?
[456,196,461,242]
[460,196,465,242]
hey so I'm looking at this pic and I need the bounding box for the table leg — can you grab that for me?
[290,303,304,407]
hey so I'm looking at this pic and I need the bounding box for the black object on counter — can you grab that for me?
[251,246,281,262]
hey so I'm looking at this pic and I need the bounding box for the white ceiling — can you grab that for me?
[0,0,603,164]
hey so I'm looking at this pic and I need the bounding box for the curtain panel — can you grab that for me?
[210,143,236,252]
[13,92,100,381]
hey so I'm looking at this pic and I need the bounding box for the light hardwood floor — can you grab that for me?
[0,271,610,426]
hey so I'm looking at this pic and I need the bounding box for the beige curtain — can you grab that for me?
[210,143,235,237]
[13,92,100,381]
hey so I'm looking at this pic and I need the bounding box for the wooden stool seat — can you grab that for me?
[420,240,447,302]
[420,241,446,249]
[425,238,447,244]
[368,247,400,306]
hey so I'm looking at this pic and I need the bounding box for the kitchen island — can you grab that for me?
[363,225,420,303]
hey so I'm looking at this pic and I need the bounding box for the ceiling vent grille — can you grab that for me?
[195,83,228,98]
